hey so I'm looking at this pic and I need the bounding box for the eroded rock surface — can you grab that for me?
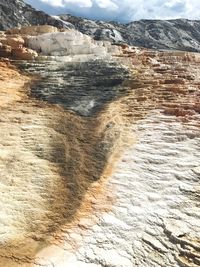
[6,25,59,36]
[0,44,200,267]
[68,112,200,267]
[17,59,129,116]
[0,27,122,60]
[27,30,122,57]
[0,31,38,60]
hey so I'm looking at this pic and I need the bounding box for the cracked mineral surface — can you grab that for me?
[0,45,199,267]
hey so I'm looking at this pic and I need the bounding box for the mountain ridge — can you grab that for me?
[0,0,200,52]
[0,0,66,30]
[59,14,200,52]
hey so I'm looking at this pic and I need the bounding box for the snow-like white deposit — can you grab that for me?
[27,30,121,57]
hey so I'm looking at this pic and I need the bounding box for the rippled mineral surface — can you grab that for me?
[0,48,200,267]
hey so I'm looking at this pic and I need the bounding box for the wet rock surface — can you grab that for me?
[0,47,200,267]
[71,112,200,267]
[17,59,130,116]
[26,30,121,57]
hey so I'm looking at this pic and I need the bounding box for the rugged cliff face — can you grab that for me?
[0,24,200,266]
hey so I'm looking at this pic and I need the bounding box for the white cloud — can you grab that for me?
[95,0,118,10]
[64,0,93,8]
[41,0,64,7]
[26,0,200,22]
[41,0,93,8]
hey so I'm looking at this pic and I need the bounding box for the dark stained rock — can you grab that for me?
[17,59,130,116]
[0,43,12,57]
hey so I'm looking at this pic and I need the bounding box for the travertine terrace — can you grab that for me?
[0,27,199,267]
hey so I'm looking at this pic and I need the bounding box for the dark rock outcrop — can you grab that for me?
[0,0,67,30]
[60,15,200,52]
[17,59,130,116]
[0,43,11,57]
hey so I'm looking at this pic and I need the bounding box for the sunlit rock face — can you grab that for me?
[60,15,200,52]
[0,0,66,31]
[6,25,59,36]
[27,30,122,57]
[0,39,200,267]
[0,31,38,60]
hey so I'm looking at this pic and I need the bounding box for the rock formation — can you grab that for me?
[27,30,121,57]
[0,26,121,60]
[0,43,12,57]
[1,1,200,52]
[0,22,199,267]
[0,35,24,48]
[59,15,200,52]
[0,25,63,60]
[0,0,67,31]
[0,30,38,60]
[6,25,59,35]
[12,46,38,60]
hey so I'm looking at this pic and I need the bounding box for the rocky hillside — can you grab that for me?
[0,0,66,30]
[60,15,200,52]
[1,1,200,52]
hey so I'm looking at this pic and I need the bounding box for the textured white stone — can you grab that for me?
[67,112,200,267]
[27,30,121,57]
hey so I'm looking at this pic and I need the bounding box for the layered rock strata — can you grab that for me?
[0,30,200,267]
[6,25,59,36]
[0,56,133,267]
[0,31,38,60]
[0,26,121,60]
[27,30,121,57]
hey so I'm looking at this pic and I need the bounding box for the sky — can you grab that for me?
[25,0,200,23]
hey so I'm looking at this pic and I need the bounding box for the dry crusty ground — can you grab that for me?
[0,60,30,107]
[0,48,199,267]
